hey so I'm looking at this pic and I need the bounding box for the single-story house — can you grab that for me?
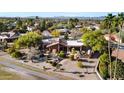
[0,31,20,42]
[44,38,84,52]
[87,25,100,31]
[112,49,124,61]
[104,34,122,43]
[57,28,70,35]
[27,26,34,31]
[75,25,82,28]
[42,30,52,39]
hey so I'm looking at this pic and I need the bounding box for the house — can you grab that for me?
[66,40,83,52]
[0,31,20,42]
[104,34,122,43]
[27,26,34,31]
[112,49,124,61]
[57,28,70,35]
[87,24,100,31]
[42,30,52,39]
[75,25,82,28]
[34,22,40,27]
[44,38,84,52]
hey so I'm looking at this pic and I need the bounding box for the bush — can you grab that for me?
[11,51,22,58]
[99,61,108,79]
[77,61,83,68]
[59,51,65,58]
[69,54,74,60]
[99,52,109,64]
[71,48,76,54]
[52,62,58,67]
[56,64,62,69]
[7,46,16,54]
[98,53,109,79]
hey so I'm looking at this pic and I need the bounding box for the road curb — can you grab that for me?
[95,60,104,80]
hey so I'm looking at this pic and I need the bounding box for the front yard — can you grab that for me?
[23,58,100,80]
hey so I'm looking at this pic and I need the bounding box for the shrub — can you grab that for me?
[56,64,62,69]
[64,33,69,40]
[99,61,108,79]
[71,48,76,54]
[99,52,109,64]
[59,51,65,58]
[98,53,109,79]
[7,46,16,54]
[77,61,83,68]
[11,51,22,58]
[69,54,74,60]
[52,62,58,67]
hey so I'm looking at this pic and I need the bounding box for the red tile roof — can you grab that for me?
[112,49,124,60]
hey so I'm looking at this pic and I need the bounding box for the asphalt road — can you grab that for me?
[0,52,59,80]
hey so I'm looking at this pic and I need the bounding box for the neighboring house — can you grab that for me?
[112,49,124,61]
[27,26,34,31]
[0,31,20,42]
[42,30,52,39]
[57,28,70,35]
[75,25,82,28]
[34,22,39,27]
[70,29,83,39]
[87,25,100,31]
[104,34,122,43]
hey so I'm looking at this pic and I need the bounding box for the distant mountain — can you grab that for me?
[0,16,105,20]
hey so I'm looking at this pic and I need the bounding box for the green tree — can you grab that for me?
[51,30,60,37]
[40,19,46,31]
[82,30,107,53]
[26,19,34,26]
[14,31,42,49]
[0,22,7,32]
[58,51,65,58]
[64,33,69,40]
[13,31,42,60]
[16,20,23,29]
[114,13,124,79]
[103,13,115,79]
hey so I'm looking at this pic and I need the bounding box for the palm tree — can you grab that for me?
[104,13,115,79]
[114,13,124,79]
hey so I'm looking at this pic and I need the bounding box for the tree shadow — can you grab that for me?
[78,59,88,62]
[79,74,85,77]
[59,71,82,74]
[88,61,95,63]
[83,65,95,68]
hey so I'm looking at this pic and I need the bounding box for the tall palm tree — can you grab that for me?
[114,13,124,79]
[104,13,115,79]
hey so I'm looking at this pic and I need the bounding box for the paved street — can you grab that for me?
[0,51,59,80]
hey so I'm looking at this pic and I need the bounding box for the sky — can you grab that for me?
[0,12,118,17]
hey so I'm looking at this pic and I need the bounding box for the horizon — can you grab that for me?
[0,12,118,17]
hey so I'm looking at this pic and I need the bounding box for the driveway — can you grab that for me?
[56,58,100,80]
